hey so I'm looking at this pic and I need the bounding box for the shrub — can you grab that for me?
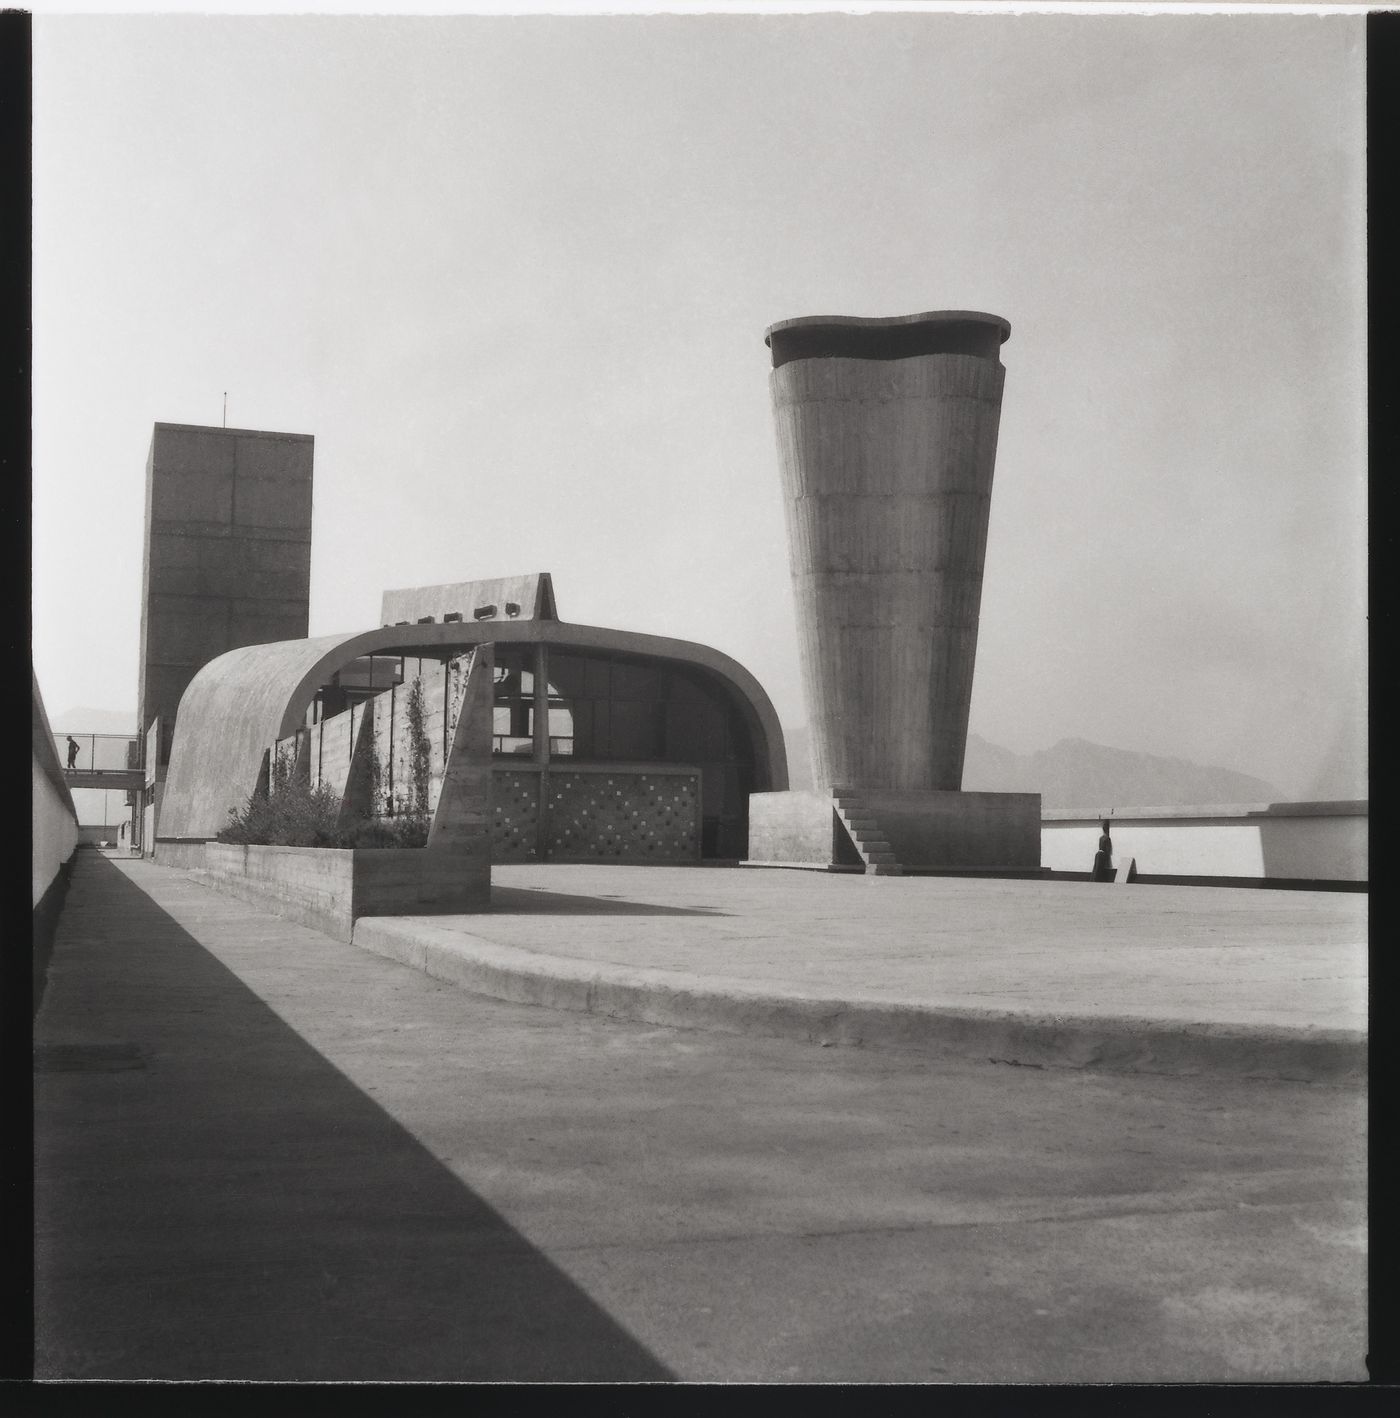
[338,815,430,849]
[217,776,430,849]
[217,778,344,847]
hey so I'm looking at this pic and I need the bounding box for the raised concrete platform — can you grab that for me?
[347,863,1366,1085]
[747,788,1040,873]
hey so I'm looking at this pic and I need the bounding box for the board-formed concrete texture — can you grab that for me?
[158,619,785,848]
[766,312,1010,793]
[749,788,1041,871]
[381,572,558,626]
[757,312,1037,872]
[137,423,313,761]
[186,650,497,932]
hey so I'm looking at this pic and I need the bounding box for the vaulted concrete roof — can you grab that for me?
[158,620,788,842]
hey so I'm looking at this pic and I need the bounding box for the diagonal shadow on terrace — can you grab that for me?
[488,884,729,917]
[33,854,673,1382]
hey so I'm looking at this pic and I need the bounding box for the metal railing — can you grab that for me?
[55,733,140,774]
[491,735,575,757]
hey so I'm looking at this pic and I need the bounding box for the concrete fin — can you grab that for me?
[427,644,495,855]
[336,699,377,828]
[534,573,558,621]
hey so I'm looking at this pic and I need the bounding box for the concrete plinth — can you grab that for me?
[747,788,1040,873]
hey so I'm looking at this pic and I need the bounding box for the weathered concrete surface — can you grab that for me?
[859,788,1040,868]
[381,571,559,625]
[748,788,1041,870]
[159,619,788,844]
[767,312,1009,794]
[193,839,493,941]
[138,423,313,760]
[747,789,849,865]
[34,854,1366,1382]
[351,863,1366,1083]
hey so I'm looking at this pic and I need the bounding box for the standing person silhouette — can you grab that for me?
[65,736,80,770]
[1091,818,1114,881]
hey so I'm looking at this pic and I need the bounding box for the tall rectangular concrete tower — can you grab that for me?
[137,422,314,764]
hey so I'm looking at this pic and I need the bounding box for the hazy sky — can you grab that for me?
[31,8,1366,800]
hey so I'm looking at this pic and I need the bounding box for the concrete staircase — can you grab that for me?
[833,794,903,876]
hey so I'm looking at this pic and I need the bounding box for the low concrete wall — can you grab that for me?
[156,839,210,870]
[748,789,1041,869]
[200,842,357,938]
[354,846,490,920]
[194,842,490,941]
[862,790,1041,869]
[747,791,842,865]
[1041,802,1367,885]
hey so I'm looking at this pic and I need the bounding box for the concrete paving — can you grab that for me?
[34,853,1366,1382]
[349,863,1366,1083]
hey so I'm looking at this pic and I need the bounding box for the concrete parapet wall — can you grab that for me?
[33,671,79,908]
[1042,802,1368,884]
[33,758,79,908]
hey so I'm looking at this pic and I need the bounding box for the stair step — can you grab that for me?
[866,863,904,876]
[864,851,897,864]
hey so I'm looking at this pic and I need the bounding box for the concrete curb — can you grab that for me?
[350,917,1365,1086]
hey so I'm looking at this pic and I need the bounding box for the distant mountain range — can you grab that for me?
[782,727,1284,809]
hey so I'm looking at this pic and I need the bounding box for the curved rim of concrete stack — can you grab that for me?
[764,310,1011,367]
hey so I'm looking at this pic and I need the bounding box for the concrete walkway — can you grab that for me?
[348,864,1366,1084]
[34,853,1366,1382]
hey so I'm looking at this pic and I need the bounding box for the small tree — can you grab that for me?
[404,675,434,819]
[217,775,343,847]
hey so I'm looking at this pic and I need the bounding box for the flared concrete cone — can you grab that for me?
[766,311,1011,793]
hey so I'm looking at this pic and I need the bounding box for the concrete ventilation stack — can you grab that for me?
[747,311,1041,874]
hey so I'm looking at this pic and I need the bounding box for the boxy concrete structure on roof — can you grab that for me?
[138,423,313,757]
[135,422,313,852]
